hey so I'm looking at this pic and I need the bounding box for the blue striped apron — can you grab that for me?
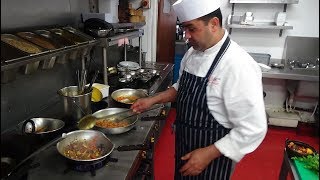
[175,36,232,180]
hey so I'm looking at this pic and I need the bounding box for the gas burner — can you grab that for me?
[63,157,118,176]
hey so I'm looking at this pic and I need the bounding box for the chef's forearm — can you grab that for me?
[150,87,177,104]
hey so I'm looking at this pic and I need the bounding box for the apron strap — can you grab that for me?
[205,36,231,78]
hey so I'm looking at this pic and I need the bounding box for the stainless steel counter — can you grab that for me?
[262,57,319,81]
[262,67,319,81]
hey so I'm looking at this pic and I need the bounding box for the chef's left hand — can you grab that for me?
[179,145,222,176]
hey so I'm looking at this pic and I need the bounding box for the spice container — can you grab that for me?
[17,32,57,69]
[34,30,74,64]
[1,34,43,74]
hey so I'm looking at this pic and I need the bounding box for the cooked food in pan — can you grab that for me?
[63,139,104,160]
[96,119,129,128]
[116,95,139,104]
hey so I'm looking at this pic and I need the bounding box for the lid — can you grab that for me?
[118,61,140,70]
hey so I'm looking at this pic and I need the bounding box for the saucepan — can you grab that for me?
[56,130,147,164]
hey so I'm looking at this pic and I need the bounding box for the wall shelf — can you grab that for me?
[229,0,298,36]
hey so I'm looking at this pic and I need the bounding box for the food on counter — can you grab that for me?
[96,119,129,128]
[16,32,56,50]
[116,95,139,104]
[63,139,104,160]
[287,141,314,155]
[1,34,42,54]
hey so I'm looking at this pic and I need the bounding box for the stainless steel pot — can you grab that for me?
[22,118,65,134]
[92,108,138,134]
[111,88,148,105]
[57,86,92,122]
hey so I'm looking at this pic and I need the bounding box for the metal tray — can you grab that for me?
[1,34,43,54]
[17,32,59,69]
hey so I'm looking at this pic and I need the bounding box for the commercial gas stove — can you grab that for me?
[1,62,174,180]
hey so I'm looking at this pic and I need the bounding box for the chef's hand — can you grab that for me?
[179,145,222,176]
[130,97,154,113]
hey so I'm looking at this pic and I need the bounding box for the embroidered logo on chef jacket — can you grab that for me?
[208,76,220,85]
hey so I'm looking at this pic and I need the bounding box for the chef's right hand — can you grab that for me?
[130,97,154,113]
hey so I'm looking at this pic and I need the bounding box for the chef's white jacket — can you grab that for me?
[172,30,268,162]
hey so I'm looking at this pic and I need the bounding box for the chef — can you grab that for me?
[131,0,268,179]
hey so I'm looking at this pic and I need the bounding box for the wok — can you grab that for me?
[56,130,147,163]
[111,88,148,105]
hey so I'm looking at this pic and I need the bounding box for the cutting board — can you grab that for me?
[293,159,319,180]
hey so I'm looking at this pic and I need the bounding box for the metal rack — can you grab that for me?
[1,41,98,71]
[228,0,299,37]
[97,29,144,84]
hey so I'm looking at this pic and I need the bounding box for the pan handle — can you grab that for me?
[21,119,36,134]
[116,144,147,151]
[140,115,167,121]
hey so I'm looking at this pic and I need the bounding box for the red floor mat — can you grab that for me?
[154,108,319,180]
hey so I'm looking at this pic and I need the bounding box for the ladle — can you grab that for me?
[77,104,164,130]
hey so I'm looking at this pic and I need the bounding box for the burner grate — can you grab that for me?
[63,157,118,176]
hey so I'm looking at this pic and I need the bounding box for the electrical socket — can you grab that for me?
[142,0,151,9]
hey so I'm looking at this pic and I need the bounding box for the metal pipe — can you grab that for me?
[139,36,142,66]
[124,44,127,61]
[103,47,108,85]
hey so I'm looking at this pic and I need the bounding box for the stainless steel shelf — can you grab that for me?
[111,22,146,29]
[230,0,299,4]
[97,29,144,84]
[1,40,99,71]
[98,29,144,47]
[228,22,293,30]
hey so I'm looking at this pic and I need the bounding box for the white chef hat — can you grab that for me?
[172,0,220,23]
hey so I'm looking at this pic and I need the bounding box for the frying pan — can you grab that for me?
[56,130,147,163]
[92,108,138,134]
[21,118,65,135]
[111,88,148,105]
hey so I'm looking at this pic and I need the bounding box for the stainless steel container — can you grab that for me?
[58,86,92,123]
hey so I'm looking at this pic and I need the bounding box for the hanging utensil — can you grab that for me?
[83,70,99,94]
[77,104,164,130]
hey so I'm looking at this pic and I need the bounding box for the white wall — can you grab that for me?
[220,1,319,59]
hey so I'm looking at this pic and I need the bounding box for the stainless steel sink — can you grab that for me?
[285,67,319,76]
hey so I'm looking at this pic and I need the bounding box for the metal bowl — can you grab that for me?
[92,108,138,134]
[111,88,148,105]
